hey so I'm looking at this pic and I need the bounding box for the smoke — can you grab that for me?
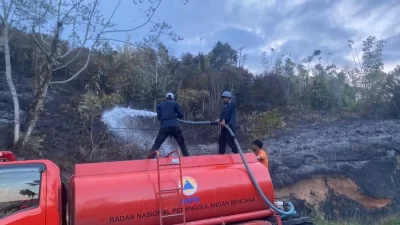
[101,106,175,155]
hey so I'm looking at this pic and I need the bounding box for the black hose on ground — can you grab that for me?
[177,119,296,216]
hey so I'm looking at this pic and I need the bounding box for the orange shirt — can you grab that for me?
[256,149,269,169]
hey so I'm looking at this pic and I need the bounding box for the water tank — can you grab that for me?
[69,153,275,225]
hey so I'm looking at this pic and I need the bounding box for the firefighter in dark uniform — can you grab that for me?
[150,92,189,157]
[215,91,238,154]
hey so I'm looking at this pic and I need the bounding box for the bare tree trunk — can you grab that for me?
[22,22,62,147]
[3,26,20,145]
[279,76,291,107]
[202,99,205,119]
[334,90,342,117]
[153,54,158,123]
[153,99,157,122]
[285,81,291,106]
[23,71,51,145]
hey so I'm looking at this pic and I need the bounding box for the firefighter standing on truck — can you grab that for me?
[149,92,189,158]
[215,91,239,154]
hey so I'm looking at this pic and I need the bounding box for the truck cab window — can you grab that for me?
[0,165,42,219]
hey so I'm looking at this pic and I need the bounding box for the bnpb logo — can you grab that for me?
[178,176,197,196]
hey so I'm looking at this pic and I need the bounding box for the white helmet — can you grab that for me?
[221,91,232,99]
[166,92,174,100]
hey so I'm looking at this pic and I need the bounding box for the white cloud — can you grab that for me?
[384,61,399,73]
[223,0,276,31]
[284,0,311,8]
[343,52,399,73]
[278,0,312,14]
[259,38,289,54]
[330,0,400,44]
[247,67,261,75]
[225,0,276,11]
[181,36,207,46]
[148,0,400,74]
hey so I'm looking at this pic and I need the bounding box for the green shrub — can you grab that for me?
[78,91,124,122]
[245,108,284,139]
[379,217,400,225]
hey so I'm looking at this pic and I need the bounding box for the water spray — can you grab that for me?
[101,107,175,155]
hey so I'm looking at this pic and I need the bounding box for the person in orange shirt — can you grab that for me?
[251,139,269,169]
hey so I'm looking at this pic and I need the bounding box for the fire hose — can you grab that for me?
[177,119,296,217]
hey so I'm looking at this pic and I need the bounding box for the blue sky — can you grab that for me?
[0,169,40,202]
[97,0,400,74]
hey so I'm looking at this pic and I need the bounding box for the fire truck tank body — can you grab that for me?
[70,153,275,225]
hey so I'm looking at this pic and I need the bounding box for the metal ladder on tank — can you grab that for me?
[153,149,187,225]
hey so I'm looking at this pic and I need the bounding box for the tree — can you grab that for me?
[12,0,184,148]
[77,90,123,161]
[106,43,146,105]
[261,48,276,74]
[310,63,333,110]
[296,63,309,104]
[274,54,295,107]
[237,46,247,68]
[19,189,37,198]
[209,41,237,71]
[327,65,345,114]
[1,0,21,145]
[223,67,253,114]
[143,43,179,114]
[177,53,206,90]
[361,37,387,115]
[385,66,400,117]
[178,89,209,119]
[348,36,386,117]
[9,0,113,147]
[299,50,322,106]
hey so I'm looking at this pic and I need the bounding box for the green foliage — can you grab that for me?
[78,34,397,121]
[22,134,46,154]
[178,89,210,119]
[341,85,358,111]
[385,66,400,117]
[245,109,284,139]
[362,36,386,75]
[311,66,334,110]
[76,91,124,161]
[3,24,400,159]
[379,217,400,225]
[347,36,388,117]
[78,91,124,122]
[209,41,238,71]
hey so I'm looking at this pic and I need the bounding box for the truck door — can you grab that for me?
[0,163,46,225]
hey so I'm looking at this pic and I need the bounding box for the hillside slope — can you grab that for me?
[1,74,400,224]
[269,120,400,223]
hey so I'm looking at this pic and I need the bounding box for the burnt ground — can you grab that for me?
[267,119,400,224]
[0,75,87,169]
[169,119,400,224]
[2,75,400,224]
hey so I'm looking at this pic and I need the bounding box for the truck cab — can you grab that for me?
[0,151,67,225]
